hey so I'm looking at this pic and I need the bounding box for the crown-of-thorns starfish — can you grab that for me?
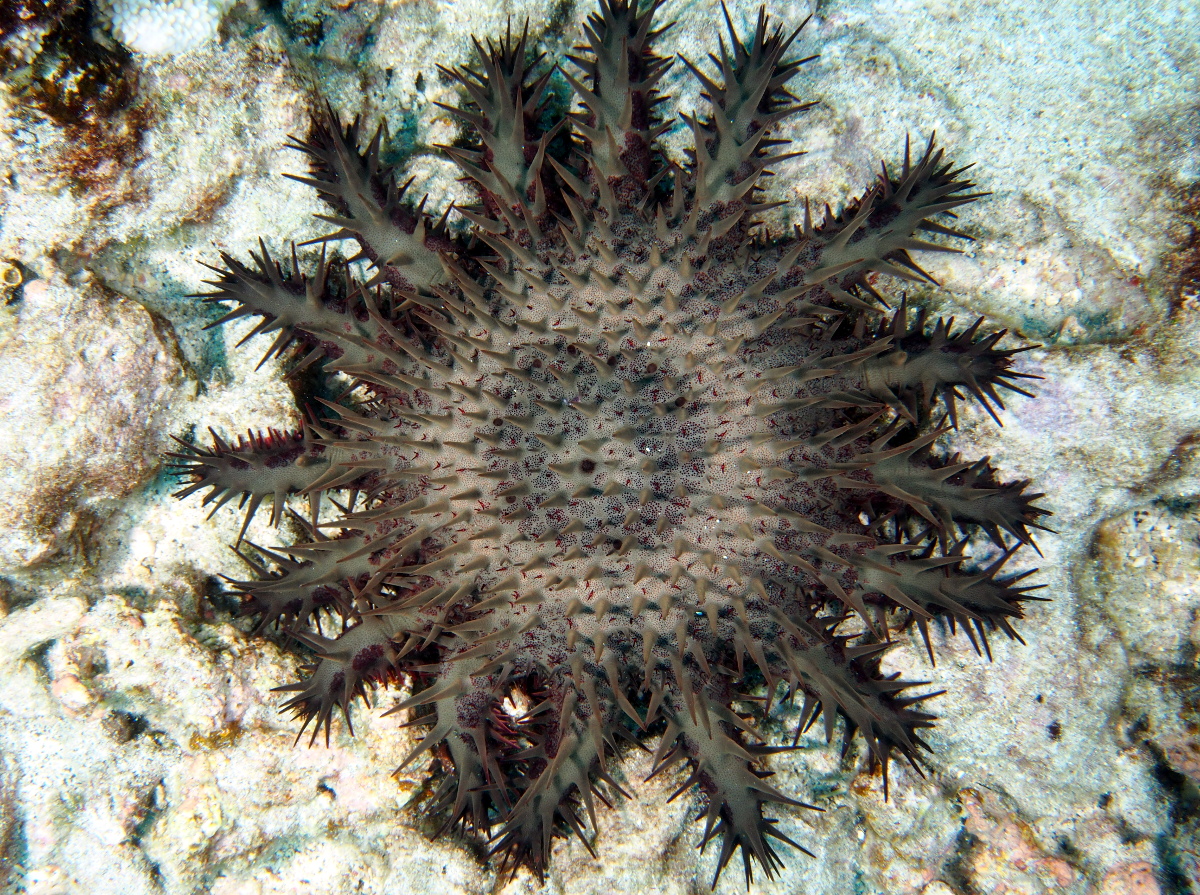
[170,0,1048,885]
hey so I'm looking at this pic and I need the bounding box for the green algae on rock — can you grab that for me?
[170,0,1048,884]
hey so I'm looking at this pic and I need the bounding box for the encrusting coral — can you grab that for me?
[170,0,1048,885]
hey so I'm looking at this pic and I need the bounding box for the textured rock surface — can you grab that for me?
[0,0,1196,893]
[0,275,186,569]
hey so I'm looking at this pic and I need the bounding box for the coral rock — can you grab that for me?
[0,275,186,569]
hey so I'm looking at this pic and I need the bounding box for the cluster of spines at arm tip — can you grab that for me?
[682,4,816,216]
[168,0,1051,887]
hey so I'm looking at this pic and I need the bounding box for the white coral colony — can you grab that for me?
[97,0,230,55]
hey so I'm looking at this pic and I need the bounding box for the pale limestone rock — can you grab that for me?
[0,275,186,569]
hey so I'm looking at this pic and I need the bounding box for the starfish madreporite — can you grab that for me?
[170,1,1048,884]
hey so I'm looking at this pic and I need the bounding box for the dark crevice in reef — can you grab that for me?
[942,826,981,895]
[1161,175,1200,321]
[0,813,27,895]
[24,639,58,688]
[1122,708,1200,895]
[1148,744,1200,895]
[102,710,153,744]
[0,577,41,614]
